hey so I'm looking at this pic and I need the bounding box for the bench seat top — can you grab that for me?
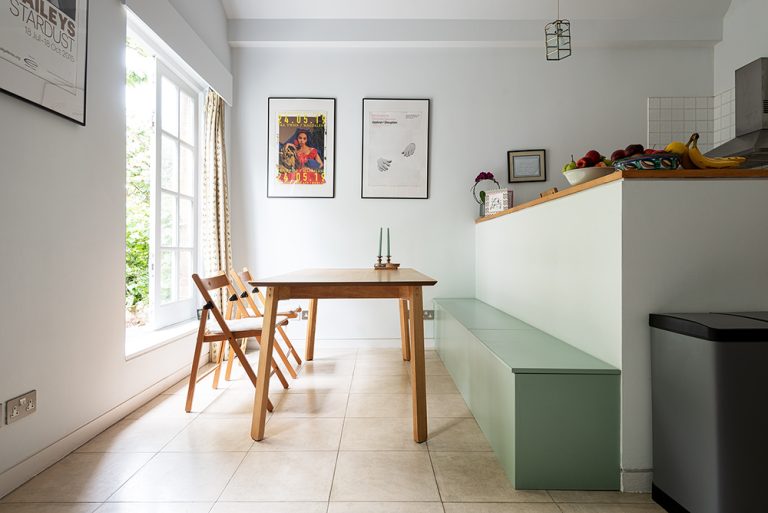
[435,298,619,375]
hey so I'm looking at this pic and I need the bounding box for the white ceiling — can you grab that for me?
[222,0,732,21]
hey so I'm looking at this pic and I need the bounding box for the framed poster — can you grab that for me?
[0,0,89,125]
[267,97,336,198]
[507,149,547,183]
[362,98,430,199]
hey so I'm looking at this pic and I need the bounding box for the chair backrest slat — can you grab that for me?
[230,269,264,318]
[192,272,236,337]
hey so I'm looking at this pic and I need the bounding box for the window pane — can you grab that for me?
[161,77,179,136]
[160,192,177,247]
[179,144,195,196]
[160,249,176,304]
[179,250,193,300]
[161,135,178,192]
[179,91,195,145]
[179,197,194,248]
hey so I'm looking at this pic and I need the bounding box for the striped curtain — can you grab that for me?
[202,89,232,362]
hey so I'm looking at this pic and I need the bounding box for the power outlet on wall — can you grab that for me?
[6,390,37,425]
[423,310,435,320]
[301,311,309,320]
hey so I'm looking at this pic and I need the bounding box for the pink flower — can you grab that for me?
[474,171,495,183]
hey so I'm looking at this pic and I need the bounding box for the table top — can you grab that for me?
[249,268,437,287]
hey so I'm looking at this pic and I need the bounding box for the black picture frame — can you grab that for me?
[361,98,431,199]
[266,97,336,198]
[507,149,547,183]
[0,0,90,126]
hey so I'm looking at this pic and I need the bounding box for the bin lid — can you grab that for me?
[649,312,768,342]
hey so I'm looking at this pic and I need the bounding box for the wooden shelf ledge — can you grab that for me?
[476,169,768,224]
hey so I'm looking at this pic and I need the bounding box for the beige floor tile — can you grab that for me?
[427,394,472,417]
[340,418,426,451]
[351,373,412,394]
[427,418,492,452]
[220,451,337,501]
[272,393,348,418]
[549,491,653,504]
[250,417,343,451]
[329,502,444,513]
[108,452,245,502]
[94,504,213,513]
[2,453,153,503]
[431,452,550,503]
[425,350,440,360]
[557,505,664,513]
[331,451,440,502]
[444,504,561,513]
[301,359,356,376]
[346,393,412,418]
[424,359,451,375]
[0,505,100,513]
[354,359,410,376]
[357,348,406,360]
[426,375,460,394]
[312,348,358,360]
[126,389,219,420]
[162,416,254,452]
[211,503,327,513]
[286,374,352,394]
[77,418,191,453]
[202,388,282,417]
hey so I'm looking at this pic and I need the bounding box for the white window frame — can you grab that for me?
[151,61,200,328]
[127,17,206,332]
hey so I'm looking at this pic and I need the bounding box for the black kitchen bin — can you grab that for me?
[649,312,768,513]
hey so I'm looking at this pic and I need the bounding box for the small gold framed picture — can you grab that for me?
[507,149,547,183]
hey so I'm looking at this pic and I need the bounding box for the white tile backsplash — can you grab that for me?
[713,88,736,148]
[647,96,715,154]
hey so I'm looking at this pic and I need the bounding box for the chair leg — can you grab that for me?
[185,332,206,413]
[273,334,298,379]
[227,336,274,411]
[278,325,303,366]
[272,357,290,389]
[224,339,238,381]
[212,341,226,389]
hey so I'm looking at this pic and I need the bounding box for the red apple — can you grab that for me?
[611,149,627,161]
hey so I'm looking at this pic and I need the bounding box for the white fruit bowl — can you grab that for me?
[563,167,615,186]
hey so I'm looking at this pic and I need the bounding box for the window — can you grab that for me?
[125,27,203,335]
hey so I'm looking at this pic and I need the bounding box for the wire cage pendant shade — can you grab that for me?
[545,0,571,61]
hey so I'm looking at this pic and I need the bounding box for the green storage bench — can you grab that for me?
[434,298,620,490]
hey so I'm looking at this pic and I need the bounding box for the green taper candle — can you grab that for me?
[387,228,391,257]
[378,227,382,257]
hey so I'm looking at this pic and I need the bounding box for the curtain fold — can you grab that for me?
[202,89,232,362]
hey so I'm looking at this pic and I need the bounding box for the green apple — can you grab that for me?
[562,155,578,173]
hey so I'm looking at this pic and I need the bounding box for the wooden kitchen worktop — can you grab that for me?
[476,169,768,224]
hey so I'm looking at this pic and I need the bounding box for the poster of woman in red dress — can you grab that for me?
[267,98,336,198]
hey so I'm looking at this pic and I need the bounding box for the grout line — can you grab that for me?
[325,353,356,512]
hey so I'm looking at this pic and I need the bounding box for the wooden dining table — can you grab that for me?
[248,268,437,442]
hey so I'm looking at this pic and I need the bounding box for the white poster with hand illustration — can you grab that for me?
[362,98,430,198]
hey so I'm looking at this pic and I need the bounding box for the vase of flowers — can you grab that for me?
[472,171,500,217]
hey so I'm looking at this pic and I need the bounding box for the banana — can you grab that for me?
[686,133,747,169]
[665,141,694,169]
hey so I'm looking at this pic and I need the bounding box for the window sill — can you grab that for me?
[125,319,198,360]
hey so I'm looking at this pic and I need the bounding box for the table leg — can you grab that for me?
[251,286,279,441]
[408,286,428,442]
[305,298,318,361]
[399,299,411,361]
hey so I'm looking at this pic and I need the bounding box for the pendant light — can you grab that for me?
[545,0,571,61]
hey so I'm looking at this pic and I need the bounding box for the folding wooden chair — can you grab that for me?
[186,272,289,413]
[229,268,303,379]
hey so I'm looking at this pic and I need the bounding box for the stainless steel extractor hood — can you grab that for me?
[707,58,768,168]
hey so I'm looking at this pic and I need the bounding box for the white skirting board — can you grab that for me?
[622,469,653,493]
[0,364,192,499]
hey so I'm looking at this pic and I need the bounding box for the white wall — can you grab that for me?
[168,0,231,70]
[0,0,230,496]
[714,0,768,94]
[229,45,713,340]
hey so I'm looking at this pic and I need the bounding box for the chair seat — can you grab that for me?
[207,316,289,335]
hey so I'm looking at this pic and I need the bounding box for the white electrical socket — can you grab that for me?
[6,390,36,425]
